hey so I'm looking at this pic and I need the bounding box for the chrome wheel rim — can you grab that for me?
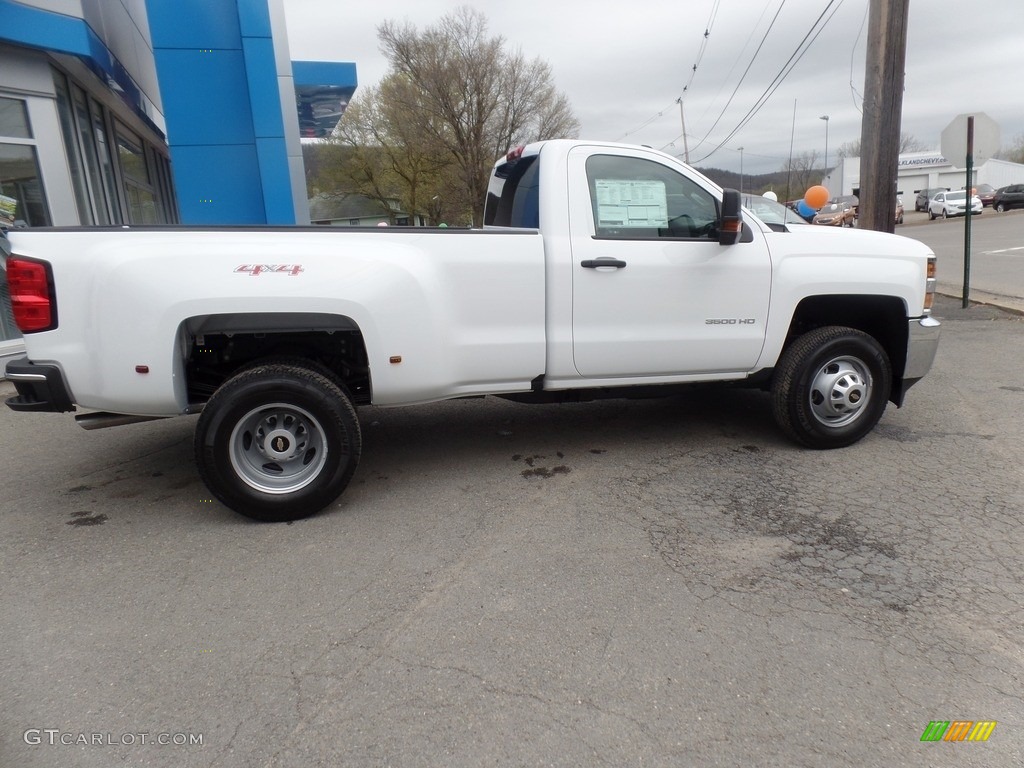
[229,403,328,494]
[808,356,872,428]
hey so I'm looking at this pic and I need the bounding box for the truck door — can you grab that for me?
[568,146,771,378]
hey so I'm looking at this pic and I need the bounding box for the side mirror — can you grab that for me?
[719,189,742,245]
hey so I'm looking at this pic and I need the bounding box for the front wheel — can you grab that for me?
[194,364,362,522]
[941,208,948,219]
[771,327,892,449]
[995,203,1005,212]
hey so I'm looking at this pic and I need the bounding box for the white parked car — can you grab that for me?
[928,190,982,220]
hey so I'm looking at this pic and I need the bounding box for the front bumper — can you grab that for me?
[4,357,76,412]
[903,315,941,383]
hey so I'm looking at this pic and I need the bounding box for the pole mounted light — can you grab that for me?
[819,115,830,179]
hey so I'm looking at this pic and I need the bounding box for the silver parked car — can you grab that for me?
[928,190,982,220]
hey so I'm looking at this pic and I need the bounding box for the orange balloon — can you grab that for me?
[804,185,829,209]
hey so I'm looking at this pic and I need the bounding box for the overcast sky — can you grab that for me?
[282,0,1023,175]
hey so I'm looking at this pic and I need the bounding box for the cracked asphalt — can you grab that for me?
[1,295,1021,767]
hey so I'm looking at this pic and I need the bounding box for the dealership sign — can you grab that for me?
[898,155,950,168]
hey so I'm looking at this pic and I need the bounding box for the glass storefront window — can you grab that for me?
[72,86,112,225]
[117,130,150,185]
[46,67,176,227]
[52,71,93,225]
[90,97,122,224]
[0,143,50,228]
[0,97,32,139]
[0,280,19,342]
[116,127,160,224]
[1,93,50,345]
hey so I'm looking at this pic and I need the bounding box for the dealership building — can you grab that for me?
[823,113,1024,203]
[824,153,1024,205]
[1,0,356,364]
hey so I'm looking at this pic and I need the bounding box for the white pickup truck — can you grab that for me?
[2,139,939,521]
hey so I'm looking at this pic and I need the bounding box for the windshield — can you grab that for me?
[947,191,966,201]
[742,195,808,227]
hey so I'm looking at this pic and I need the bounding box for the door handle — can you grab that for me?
[581,259,627,269]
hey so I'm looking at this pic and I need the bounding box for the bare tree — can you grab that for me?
[995,133,1024,164]
[311,78,459,224]
[836,133,929,159]
[376,7,580,226]
[783,150,820,201]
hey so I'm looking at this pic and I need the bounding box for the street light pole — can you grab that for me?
[738,146,744,195]
[819,115,830,181]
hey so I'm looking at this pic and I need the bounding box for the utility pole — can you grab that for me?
[676,97,690,164]
[858,0,910,233]
[738,147,744,195]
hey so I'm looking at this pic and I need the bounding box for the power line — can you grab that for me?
[689,0,776,129]
[849,1,868,113]
[614,102,679,142]
[614,0,721,142]
[686,0,790,156]
[691,0,846,164]
[681,0,721,96]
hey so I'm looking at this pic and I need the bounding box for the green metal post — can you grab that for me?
[963,116,974,308]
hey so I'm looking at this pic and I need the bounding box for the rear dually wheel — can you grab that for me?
[194,364,361,522]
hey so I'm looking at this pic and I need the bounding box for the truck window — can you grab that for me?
[586,155,718,240]
[484,154,540,228]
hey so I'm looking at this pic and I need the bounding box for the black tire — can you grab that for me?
[995,202,1005,212]
[928,210,935,220]
[194,364,362,522]
[771,326,891,449]
[941,208,948,219]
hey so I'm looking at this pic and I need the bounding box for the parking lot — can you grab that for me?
[1,292,1022,767]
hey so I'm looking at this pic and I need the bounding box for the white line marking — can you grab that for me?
[983,247,1024,255]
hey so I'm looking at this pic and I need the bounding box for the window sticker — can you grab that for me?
[595,179,668,228]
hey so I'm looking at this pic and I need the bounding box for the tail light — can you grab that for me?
[923,255,936,313]
[6,257,57,332]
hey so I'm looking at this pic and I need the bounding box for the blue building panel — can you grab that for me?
[255,137,295,224]
[0,0,93,56]
[237,0,273,38]
[153,48,255,146]
[170,144,266,224]
[144,0,242,50]
[292,61,357,89]
[242,37,285,138]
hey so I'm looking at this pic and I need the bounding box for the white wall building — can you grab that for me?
[824,152,1024,205]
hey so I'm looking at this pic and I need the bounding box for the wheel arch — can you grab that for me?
[780,294,909,405]
[177,312,373,407]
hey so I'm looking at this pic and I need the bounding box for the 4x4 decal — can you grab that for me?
[235,264,304,276]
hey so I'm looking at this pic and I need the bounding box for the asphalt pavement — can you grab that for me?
[897,207,1024,314]
[1,293,1023,767]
